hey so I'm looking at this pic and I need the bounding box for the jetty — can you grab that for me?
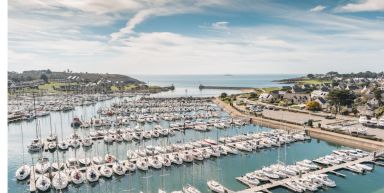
[199,84,256,90]
[235,150,384,193]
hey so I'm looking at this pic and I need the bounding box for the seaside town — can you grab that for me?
[5,0,384,193]
[7,70,384,193]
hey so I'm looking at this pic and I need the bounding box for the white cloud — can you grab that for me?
[309,5,326,12]
[338,0,384,12]
[211,21,229,29]
[7,0,384,74]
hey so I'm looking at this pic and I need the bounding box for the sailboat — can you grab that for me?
[36,174,51,191]
[52,171,68,190]
[99,164,113,178]
[15,124,31,180]
[28,94,43,152]
[112,161,127,175]
[15,164,30,181]
[35,157,50,174]
[112,142,127,175]
[47,116,57,142]
[86,164,100,182]
[70,148,84,185]
[70,167,84,185]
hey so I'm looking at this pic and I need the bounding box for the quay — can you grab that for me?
[236,150,384,193]
[213,98,384,151]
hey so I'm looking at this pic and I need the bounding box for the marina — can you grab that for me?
[8,93,384,193]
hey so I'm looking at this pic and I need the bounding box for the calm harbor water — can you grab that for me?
[8,75,384,193]
[131,74,298,96]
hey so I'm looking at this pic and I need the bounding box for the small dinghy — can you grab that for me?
[15,164,30,180]
[36,175,51,191]
[52,171,68,190]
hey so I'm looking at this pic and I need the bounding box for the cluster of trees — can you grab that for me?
[327,89,356,113]
[326,71,383,78]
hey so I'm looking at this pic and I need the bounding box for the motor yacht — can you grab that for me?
[183,184,201,193]
[28,138,43,152]
[207,180,225,193]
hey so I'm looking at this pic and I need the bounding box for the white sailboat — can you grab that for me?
[36,175,51,191]
[16,124,31,180]
[86,166,100,182]
[99,165,113,178]
[52,171,68,190]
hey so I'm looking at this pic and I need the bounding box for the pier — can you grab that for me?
[198,84,257,90]
[236,150,384,193]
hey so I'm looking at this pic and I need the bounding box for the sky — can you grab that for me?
[8,0,384,75]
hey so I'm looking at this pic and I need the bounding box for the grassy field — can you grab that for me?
[297,79,331,85]
[262,87,281,93]
[38,82,79,92]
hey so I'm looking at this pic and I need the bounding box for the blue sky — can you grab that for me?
[8,0,384,74]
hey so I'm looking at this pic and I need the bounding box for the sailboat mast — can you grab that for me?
[33,93,38,138]
[20,124,25,164]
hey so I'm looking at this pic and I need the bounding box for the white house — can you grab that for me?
[311,90,329,99]
[283,93,310,105]
[259,93,274,102]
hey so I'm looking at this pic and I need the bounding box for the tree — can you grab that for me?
[306,101,321,111]
[327,89,356,113]
[220,92,228,99]
[307,74,315,79]
[40,74,48,83]
[249,92,257,99]
[376,106,384,117]
[373,89,383,105]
